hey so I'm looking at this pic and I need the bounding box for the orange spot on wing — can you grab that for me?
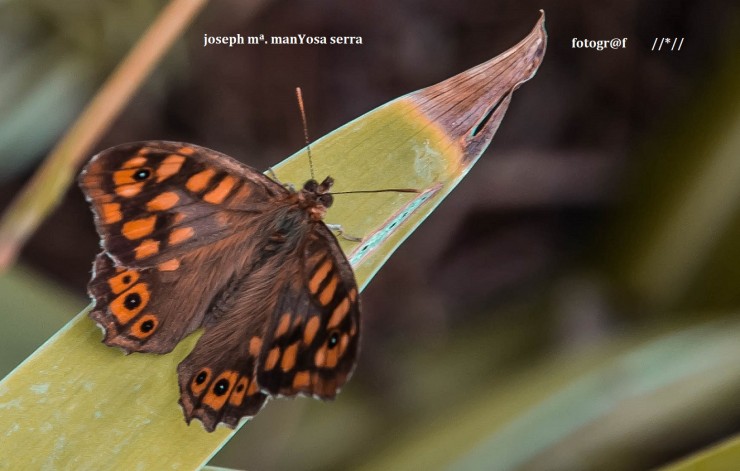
[178,146,196,155]
[264,347,280,370]
[115,182,144,198]
[156,155,185,182]
[108,269,139,294]
[186,168,216,193]
[146,192,179,211]
[309,259,332,294]
[172,212,186,225]
[314,346,326,367]
[157,259,180,271]
[247,378,260,395]
[101,202,122,224]
[203,175,237,204]
[249,337,263,356]
[113,168,149,186]
[135,239,159,260]
[234,184,253,200]
[281,343,299,372]
[319,275,339,306]
[293,371,311,389]
[202,370,239,411]
[304,316,320,345]
[325,347,339,368]
[190,368,212,396]
[229,376,249,406]
[169,226,194,245]
[130,314,158,339]
[121,156,147,168]
[275,313,291,338]
[109,283,150,324]
[348,288,358,302]
[328,297,350,329]
[122,216,156,240]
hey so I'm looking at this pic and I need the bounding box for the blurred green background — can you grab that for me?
[1,0,739,469]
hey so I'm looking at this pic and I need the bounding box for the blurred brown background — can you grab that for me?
[1,0,739,469]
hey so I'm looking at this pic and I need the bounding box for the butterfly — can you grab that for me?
[79,140,361,432]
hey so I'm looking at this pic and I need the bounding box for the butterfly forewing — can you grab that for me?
[80,141,287,268]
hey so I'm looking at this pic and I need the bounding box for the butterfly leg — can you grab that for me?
[325,224,362,242]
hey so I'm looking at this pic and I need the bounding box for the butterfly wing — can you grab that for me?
[256,224,360,399]
[82,141,290,353]
[79,141,288,268]
[177,222,360,431]
[87,251,205,353]
[176,314,270,432]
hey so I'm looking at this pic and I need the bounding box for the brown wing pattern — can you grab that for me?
[176,315,270,432]
[79,141,287,268]
[88,251,209,353]
[175,228,289,431]
[81,141,362,432]
[87,213,275,354]
[256,224,360,399]
[176,223,360,431]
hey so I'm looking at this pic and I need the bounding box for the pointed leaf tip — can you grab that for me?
[406,12,547,167]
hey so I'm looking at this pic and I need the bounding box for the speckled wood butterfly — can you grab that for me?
[79,140,363,432]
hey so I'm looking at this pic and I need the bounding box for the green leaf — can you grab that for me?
[354,318,740,471]
[0,13,546,469]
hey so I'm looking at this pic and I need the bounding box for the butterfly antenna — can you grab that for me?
[295,87,418,196]
[295,87,315,181]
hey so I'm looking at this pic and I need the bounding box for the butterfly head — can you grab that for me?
[300,176,334,221]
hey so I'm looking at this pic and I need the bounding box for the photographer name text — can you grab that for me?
[204,33,363,47]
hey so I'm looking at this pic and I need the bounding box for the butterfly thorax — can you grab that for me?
[295,176,334,222]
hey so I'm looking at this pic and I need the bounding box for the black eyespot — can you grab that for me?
[122,275,131,284]
[328,331,340,349]
[133,168,151,181]
[235,384,244,393]
[213,379,230,396]
[195,371,208,384]
[124,293,141,310]
[140,319,154,332]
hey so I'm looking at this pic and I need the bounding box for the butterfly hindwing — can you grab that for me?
[88,243,242,354]
[176,222,359,431]
[79,141,287,267]
[176,318,269,432]
[257,225,360,399]
[174,228,291,431]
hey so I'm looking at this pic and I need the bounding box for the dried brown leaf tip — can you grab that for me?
[408,11,547,167]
